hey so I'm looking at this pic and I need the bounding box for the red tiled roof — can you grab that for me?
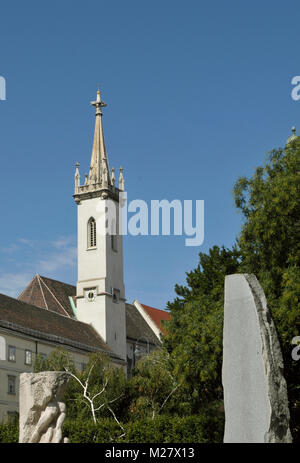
[17,274,169,348]
[18,275,75,318]
[141,304,171,335]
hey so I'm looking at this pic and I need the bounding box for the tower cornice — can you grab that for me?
[73,185,121,204]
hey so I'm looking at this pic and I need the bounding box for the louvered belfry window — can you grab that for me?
[88,217,96,248]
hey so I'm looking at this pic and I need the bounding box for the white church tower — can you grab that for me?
[73,89,126,361]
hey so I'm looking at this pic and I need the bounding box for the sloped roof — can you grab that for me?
[0,292,124,362]
[18,274,75,318]
[125,303,160,346]
[18,275,168,342]
[140,303,171,335]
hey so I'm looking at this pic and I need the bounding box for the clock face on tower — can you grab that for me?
[85,288,97,302]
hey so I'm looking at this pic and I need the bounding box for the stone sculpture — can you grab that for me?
[19,371,69,443]
[222,273,292,443]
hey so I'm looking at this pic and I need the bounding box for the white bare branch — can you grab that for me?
[65,364,124,431]
[91,378,108,402]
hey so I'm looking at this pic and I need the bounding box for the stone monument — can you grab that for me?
[222,273,292,443]
[19,371,69,443]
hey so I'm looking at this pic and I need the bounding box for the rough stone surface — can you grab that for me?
[222,274,292,443]
[19,371,69,443]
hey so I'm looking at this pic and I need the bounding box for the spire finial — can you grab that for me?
[286,125,299,146]
[111,167,115,186]
[118,166,125,191]
[91,86,107,114]
[87,87,111,187]
[74,162,81,193]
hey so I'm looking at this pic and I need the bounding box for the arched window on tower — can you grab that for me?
[88,217,97,248]
[110,218,118,252]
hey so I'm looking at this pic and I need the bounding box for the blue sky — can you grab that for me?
[0,0,299,309]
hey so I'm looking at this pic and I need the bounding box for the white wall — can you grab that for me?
[76,196,126,361]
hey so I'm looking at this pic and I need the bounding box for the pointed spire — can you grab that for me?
[88,88,111,187]
[73,88,125,205]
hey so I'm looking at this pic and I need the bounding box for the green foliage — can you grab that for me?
[128,348,182,419]
[0,418,19,443]
[122,415,206,443]
[65,352,127,423]
[163,246,240,407]
[233,144,300,441]
[33,348,126,424]
[123,405,224,443]
[163,143,300,440]
[34,347,76,373]
[63,418,122,443]
[72,353,126,418]
[33,353,47,373]
[63,405,224,443]
[233,145,300,296]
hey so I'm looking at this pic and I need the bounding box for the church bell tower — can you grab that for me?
[73,89,126,361]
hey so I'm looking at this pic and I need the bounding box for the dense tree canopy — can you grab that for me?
[234,144,300,297]
[163,246,240,408]
[164,141,300,440]
[234,142,300,439]
[128,348,182,419]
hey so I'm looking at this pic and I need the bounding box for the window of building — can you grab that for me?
[7,411,18,421]
[25,350,32,365]
[111,234,118,252]
[110,219,118,252]
[81,363,87,372]
[112,288,120,304]
[88,217,97,248]
[85,288,97,302]
[8,376,16,395]
[8,345,16,362]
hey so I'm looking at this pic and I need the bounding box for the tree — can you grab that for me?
[233,142,300,441]
[163,142,300,439]
[128,348,183,419]
[233,145,300,296]
[163,246,240,409]
[34,349,127,429]
[34,347,75,373]
[64,353,126,440]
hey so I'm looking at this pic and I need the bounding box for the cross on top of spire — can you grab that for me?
[91,88,107,115]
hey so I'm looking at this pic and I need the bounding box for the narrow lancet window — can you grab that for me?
[110,218,118,252]
[88,217,97,248]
